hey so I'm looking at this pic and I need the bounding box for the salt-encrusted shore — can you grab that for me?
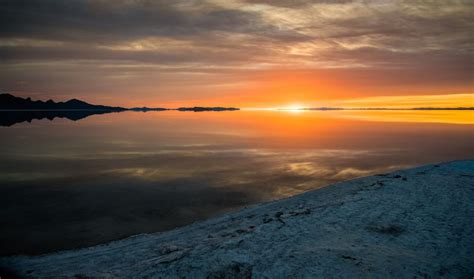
[1,160,473,278]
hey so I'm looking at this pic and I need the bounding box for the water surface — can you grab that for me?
[0,110,473,255]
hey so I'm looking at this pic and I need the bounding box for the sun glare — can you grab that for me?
[279,104,306,112]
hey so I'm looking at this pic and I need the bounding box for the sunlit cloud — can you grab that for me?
[336,93,474,108]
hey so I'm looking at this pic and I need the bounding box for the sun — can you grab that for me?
[279,104,306,111]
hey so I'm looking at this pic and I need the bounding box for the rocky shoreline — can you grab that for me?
[1,160,473,278]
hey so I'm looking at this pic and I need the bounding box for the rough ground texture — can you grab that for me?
[1,160,473,278]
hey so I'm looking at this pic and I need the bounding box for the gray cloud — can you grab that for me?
[1,0,471,64]
[0,0,281,42]
[240,0,353,8]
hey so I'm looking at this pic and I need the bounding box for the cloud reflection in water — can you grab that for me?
[0,110,472,255]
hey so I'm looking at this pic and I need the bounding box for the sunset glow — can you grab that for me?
[277,104,306,111]
[1,1,472,108]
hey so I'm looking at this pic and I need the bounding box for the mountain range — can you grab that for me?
[0,93,240,112]
[0,93,126,111]
[0,93,241,126]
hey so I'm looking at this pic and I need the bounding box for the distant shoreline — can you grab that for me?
[0,93,239,112]
[287,107,474,111]
[0,108,241,112]
[0,93,240,126]
[1,107,474,111]
[2,93,473,111]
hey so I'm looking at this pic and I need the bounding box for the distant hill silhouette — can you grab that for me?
[0,93,127,126]
[177,107,240,112]
[129,107,168,112]
[0,93,126,111]
[0,93,241,126]
[0,94,239,112]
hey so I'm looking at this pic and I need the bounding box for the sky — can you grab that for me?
[0,0,473,108]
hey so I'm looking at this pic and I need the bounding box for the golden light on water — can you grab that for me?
[239,108,473,125]
[331,110,474,125]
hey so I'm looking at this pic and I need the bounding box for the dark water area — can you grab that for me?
[0,110,119,127]
[0,110,473,256]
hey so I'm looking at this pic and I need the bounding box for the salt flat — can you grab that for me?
[1,160,473,278]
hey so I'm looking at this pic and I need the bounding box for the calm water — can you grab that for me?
[1,110,473,255]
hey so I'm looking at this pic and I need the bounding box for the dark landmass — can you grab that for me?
[177,107,240,112]
[132,107,239,112]
[129,107,169,112]
[0,94,239,112]
[0,93,126,111]
[0,94,240,126]
[0,93,127,126]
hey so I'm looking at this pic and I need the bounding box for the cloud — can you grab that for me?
[2,0,470,66]
[0,0,472,103]
[0,0,281,42]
